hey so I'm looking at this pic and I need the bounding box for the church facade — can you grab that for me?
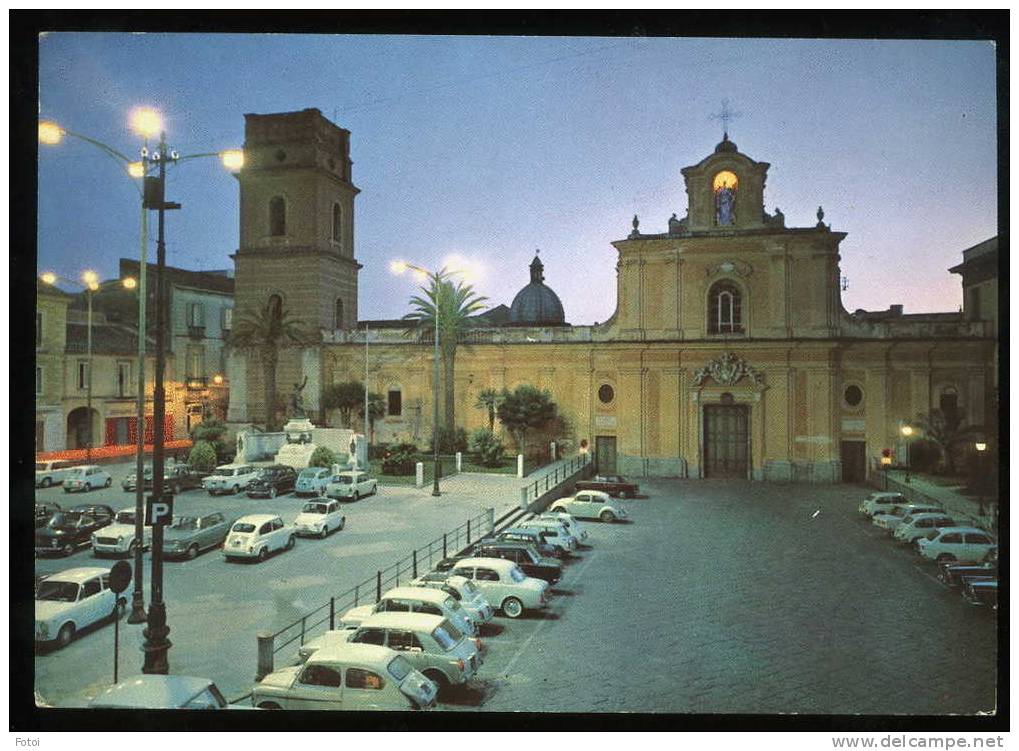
[227,109,995,482]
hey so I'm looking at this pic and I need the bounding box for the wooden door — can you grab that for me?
[595,436,617,474]
[703,405,749,478]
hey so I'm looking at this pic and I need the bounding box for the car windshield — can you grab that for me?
[299,468,321,479]
[172,516,198,530]
[67,469,86,477]
[461,579,480,596]
[115,511,136,525]
[212,468,236,477]
[509,566,526,583]
[303,503,328,514]
[35,463,47,472]
[431,621,463,651]
[388,655,414,681]
[443,596,462,612]
[36,581,79,602]
[332,476,353,484]
[232,523,256,533]
[48,512,81,527]
[441,586,462,601]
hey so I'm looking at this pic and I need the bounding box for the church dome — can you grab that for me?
[508,255,566,326]
[714,133,738,153]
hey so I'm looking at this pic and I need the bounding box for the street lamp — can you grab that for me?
[900,424,914,484]
[391,261,464,497]
[974,441,988,516]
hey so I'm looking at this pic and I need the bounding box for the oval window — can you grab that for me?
[598,384,615,404]
[844,384,863,408]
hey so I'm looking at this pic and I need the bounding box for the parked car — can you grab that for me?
[90,675,243,709]
[62,465,112,493]
[917,527,996,564]
[295,467,333,497]
[409,573,495,627]
[962,579,998,610]
[246,465,298,499]
[550,490,628,522]
[492,528,558,559]
[35,501,62,529]
[470,541,562,585]
[222,514,296,562]
[341,586,477,637]
[164,512,235,560]
[293,499,346,539]
[536,511,588,543]
[123,464,209,494]
[253,643,438,711]
[35,506,114,557]
[892,513,958,544]
[872,503,944,533]
[938,547,998,587]
[516,517,578,556]
[344,612,482,691]
[203,464,260,496]
[575,474,640,498]
[324,470,378,501]
[91,507,151,557]
[35,567,124,648]
[36,460,79,488]
[450,557,548,618]
[858,491,909,517]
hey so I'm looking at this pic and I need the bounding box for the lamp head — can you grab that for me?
[212,374,224,386]
[81,270,100,288]
[390,260,408,275]
[900,425,914,437]
[220,149,244,171]
[127,161,145,178]
[975,442,987,452]
[38,121,64,145]
[130,107,162,139]
[122,277,137,290]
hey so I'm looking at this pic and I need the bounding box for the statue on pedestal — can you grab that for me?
[290,375,308,418]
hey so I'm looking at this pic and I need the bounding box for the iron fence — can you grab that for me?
[520,453,592,507]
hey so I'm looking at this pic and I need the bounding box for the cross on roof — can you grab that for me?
[710,99,743,139]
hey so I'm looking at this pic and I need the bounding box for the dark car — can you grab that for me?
[471,541,562,585]
[962,579,998,609]
[246,465,298,499]
[493,529,558,559]
[35,507,114,557]
[122,464,209,494]
[35,501,62,529]
[938,547,998,587]
[574,474,640,499]
[164,512,236,560]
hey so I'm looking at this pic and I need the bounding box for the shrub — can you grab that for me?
[309,446,338,469]
[382,442,419,475]
[187,440,218,472]
[908,439,942,473]
[190,418,233,464]
[430,426,468,454]
[470,428,505,467]
[368,442,390,461]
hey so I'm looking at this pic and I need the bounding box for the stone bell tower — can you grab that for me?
[228,108,361,425]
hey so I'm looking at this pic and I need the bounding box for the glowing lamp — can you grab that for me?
[38,121,64,145]
[127,161,145,178]
[40,272,58,285]
[130,108,162,138]
[220,150,244,171]
[122,277,137,290]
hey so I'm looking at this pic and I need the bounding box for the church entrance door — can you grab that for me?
[840,440,866,483]
[595,436,617,474]
[703,405,749,478]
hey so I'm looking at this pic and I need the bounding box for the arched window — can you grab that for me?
[267,294,283,322]
[334,298,344,329]
[708,281,743,334]
[332,203,342,242]
[713,171,738,226]
[269,196,286,236]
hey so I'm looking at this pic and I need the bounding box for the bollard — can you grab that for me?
[376,570,382,602]
[256,632,275,681]
[517,454,524,478]
[329,597,335,629]
[456,452,462,473]
[443,533,447,558]
[520,486,529,509]
[416,462,425,488]
[412,549,418,578]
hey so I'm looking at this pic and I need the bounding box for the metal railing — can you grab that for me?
[256,507,495,680]
[520,453,592,507]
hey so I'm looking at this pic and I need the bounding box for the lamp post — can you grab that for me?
[900,425,914,484]
[974,441,988,516]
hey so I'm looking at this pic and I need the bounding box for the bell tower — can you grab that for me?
[680,134,770,231]
[232,108,361,331]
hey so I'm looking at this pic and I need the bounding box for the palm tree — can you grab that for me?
[911,408,982,475]
[475,388,502,432]
[403,269,487,432]
[229,303,314,431]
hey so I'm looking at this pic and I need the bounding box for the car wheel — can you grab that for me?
[41,477,52,488]
[105,477,112,488]
[187,544,200,560]
[257,547,268,562]
[269,486,277,499]
[56,623,75,648]
[353,491,360,502]
[338,516,345,531]
[233,485,240,495]
[936,553,956,563]
[372,482,378,496]
[319,526,329,539]
[63,488,71,494]
[600,510,616,523]
[502,597,524,618]
[84,483,92,492]
[61,543,75,557]
[285,535,295,551]
[257,702,282,710]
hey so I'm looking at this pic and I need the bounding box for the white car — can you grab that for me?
[293,500,346,538]
[91,507,151,557]
[537,511,588,543]
[858,491,909,517]
[35,567,123,648]
[295,467,332,497]
[90,675,245,709]
[917,527,996,564]
[203,464,260,496]
[342,586,478,637]
[550,490,628,522]
[450,557,548,618]
[254,643,438,711]
[325,470,378,501]
[410,572,495,627]
[873,503,944,532]
[892,513,958,544]
[62,465,112,493]
[223,514,296,562]
[36,460,79,488]
[517,518,578,555]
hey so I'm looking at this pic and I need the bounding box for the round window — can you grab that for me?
[275,149,287,162]
[598,384,615,404]
[843,384,863,408]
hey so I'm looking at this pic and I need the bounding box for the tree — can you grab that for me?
[357,392,386,442]
[911,408,982,475]
[309,446,338,469]
[470,427,504,467]
[475,388,503,432]
[496,385,558,454]
[322,380,364,428]
[187,440,218,472]
[190,418,232,464]
[403,269,487,432]
[228,303,314,431]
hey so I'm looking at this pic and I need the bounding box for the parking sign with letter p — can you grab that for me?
[145,494,174,526]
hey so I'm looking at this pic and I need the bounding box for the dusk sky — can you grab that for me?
[38,34,997,323]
